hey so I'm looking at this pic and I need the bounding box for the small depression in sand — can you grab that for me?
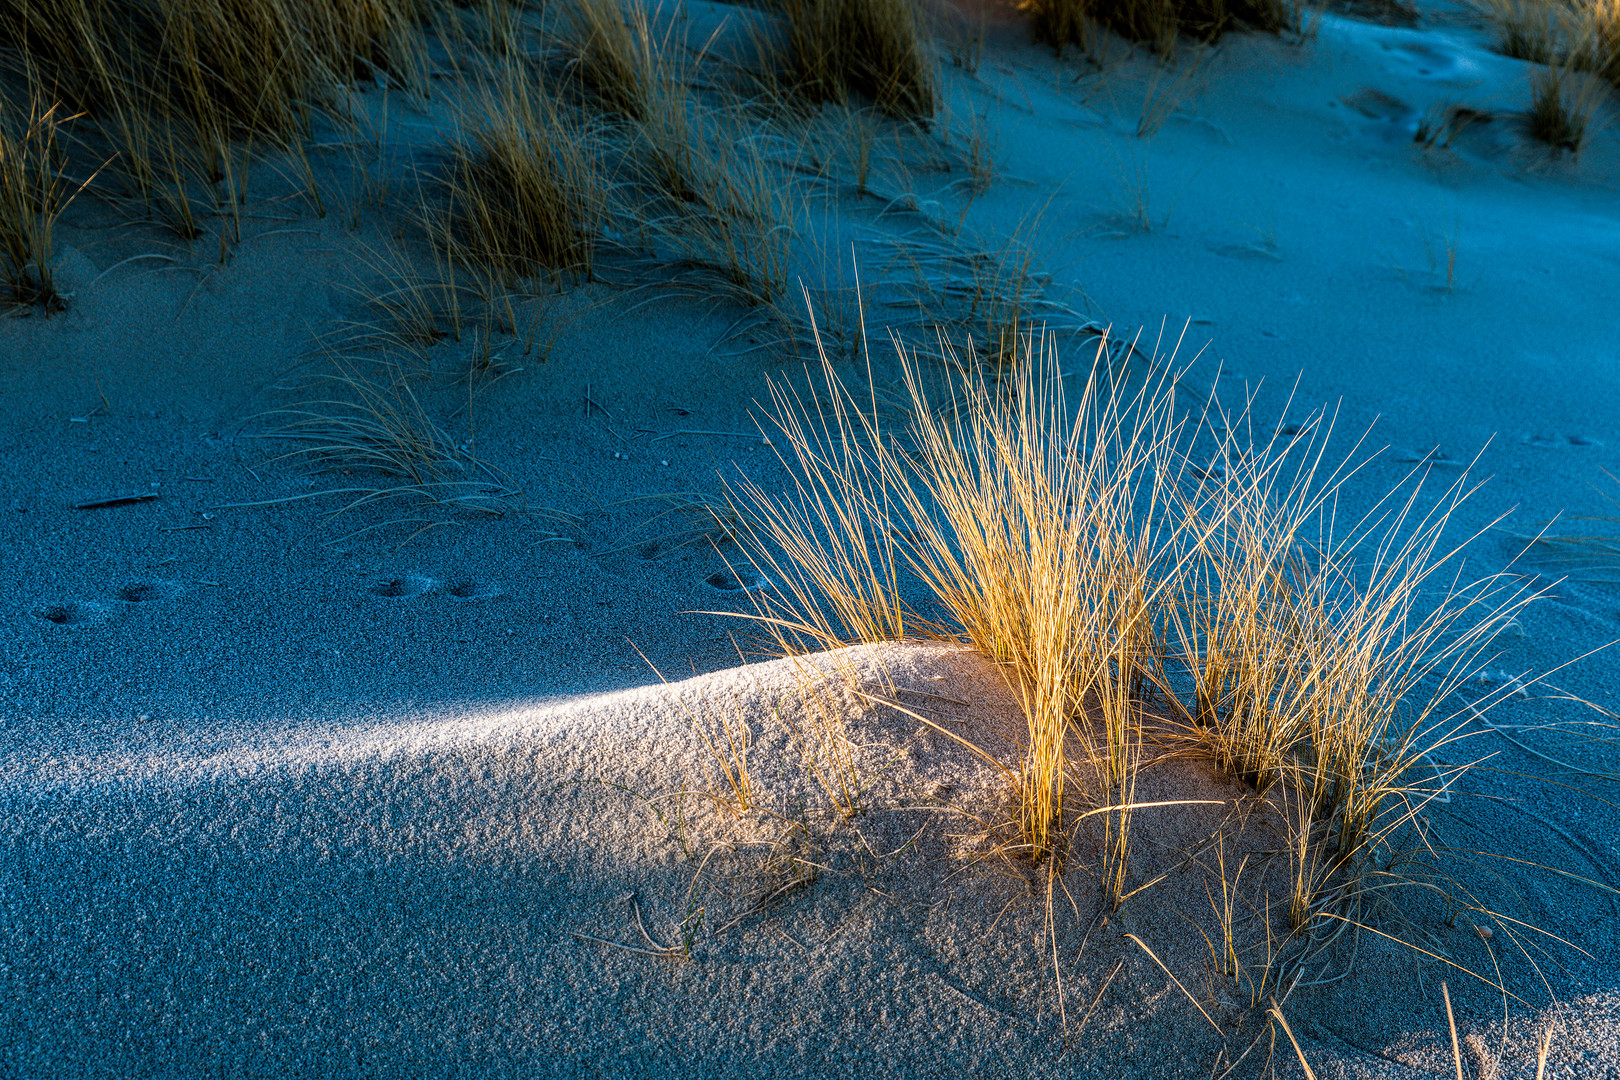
[32,601,112,627]
[370,574,439,598]
[705,569,769,592]
[117,579,185,604]
[446,579,502,600]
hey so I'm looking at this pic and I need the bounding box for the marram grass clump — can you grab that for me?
[777,0,937,120]
[1527,64,1597,153]
[442,61,607,282]
[0,0,425,234]
[0,94,87,310]
[726,321,1537,945]
[1026,0,1297,55]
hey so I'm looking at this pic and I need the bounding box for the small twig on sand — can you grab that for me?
[1442,981,1464,1080]
[75,492,158,509]
[651,429,769,444]
[1269,997,1318,1080]
[570,896,690,959]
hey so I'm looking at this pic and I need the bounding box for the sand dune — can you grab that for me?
[3,0,1619,1075]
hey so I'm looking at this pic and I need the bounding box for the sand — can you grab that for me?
[3,0,1619,1075]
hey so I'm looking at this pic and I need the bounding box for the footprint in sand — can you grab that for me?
[116,579,185,604]
[369,574,439,598]
[1337,87,1424,144]
[705,569,768,592]
[1394,447,1468,467]
[1340,87,1416,124]
[1380,40,1469,81]
[1525,433,1603,449]
[445,579,502,601]
[1209,240,1282,261]
[32,601,112,627]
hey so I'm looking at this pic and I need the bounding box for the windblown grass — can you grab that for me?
[1471,0,1620,86]
[729,324,1188,863]
[0,0,425,234]
[1159,399,1546,1011]
[440,59,608,283]
[240,356,523,533]
[776,0,937,121]
[0,93,89,310]
[1027,0,1297,54]
[1164,413,1353,796]
[723,310,1556,1034]
[1026,0,1093,54]
[1527,63,1600,153]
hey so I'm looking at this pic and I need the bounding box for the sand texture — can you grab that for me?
[3,0,1620,1075]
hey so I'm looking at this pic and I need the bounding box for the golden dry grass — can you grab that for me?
[1470,0,1620,85]
[726,336,913,655]
[729,325,1187,863]
[725,316,1545,1000]
[1527,63,1603,153]
[1026,0,1296,55]
[776,0,938,120]
[441,58,608,282]
[3,0,1581,1047]
[890,334,1184,864]
[1159,404,1545,1012]
[1471,0,1571,62]
[0,94,89,309]
[1588,0,1620,81]
[0,0,424,234]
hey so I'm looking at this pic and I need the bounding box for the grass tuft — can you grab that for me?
[1472,0,1620,87]
[729,321,1185,863]
[1526,63,1597,154]
[1026,0,1092,54]
[0,0,425,234]
[1028,0,1296,54]
[1171,400,1537,867]
[1583,0,1620,83]
[726,319,911,654]
[249,356,522,526]
[727,307,1551,1007]
[0,94,89,311]
[776,0,937,121]
[566,0,667,122]
[1470,0,1570,62]
[441,60,608,282]
[648,113,799,307]
[893,333,1182,863]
